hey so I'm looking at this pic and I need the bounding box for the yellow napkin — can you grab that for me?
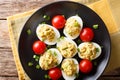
[7,0,119,79]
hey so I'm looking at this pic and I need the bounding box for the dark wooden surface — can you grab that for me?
[0,0,120,80]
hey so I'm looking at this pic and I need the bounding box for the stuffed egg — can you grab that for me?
[39,48,62,70]
[57,37,77,58]
[78,42,102,60]
[63,15,83,39]
[61,58,79,80]
[36,24,60,45]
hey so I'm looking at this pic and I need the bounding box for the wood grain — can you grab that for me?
[0,77,18,80]
[0,48,18,77]
[0,20,11,48]
[0,0,59,19]
[0,20,18,79]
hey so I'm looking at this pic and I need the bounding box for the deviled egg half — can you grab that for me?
[63,15,83,39]
[78,42,102,60]
[57,37,77,58]
[39,48,62,70]
[36,24,60,45]
[61,58,79,80]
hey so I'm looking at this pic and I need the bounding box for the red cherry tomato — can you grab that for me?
[52,15,66,29]
[79,59,93,73]
[80,27,94,42]
[32,41,46,55]
[49,68,62,80]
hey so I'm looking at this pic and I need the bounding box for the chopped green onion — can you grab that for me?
[43,15,47,18]
[35,58,39,62]
[44,74,48,79]
[77,39,81,44]
[28,62,33,66]
[53,51,57,56]
[62,47,68,50]
[74,21,79,27]
[57,36,64,42]
[33,55,36,58]
[47,45,51,49]
[77,48,80,52]
[33,55,40,62]
[41,38,45,41]
[36,65,40,69]
[60,36,64,39]
[93,24,99,29]
[47,50,52,54]
[44,74,50,79]
[96,48,99,52]
[43,15,50,20]
[27,29,31,35]
[41,21,46,24]
[57,38,61,42]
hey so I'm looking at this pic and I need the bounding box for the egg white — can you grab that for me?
[63,15,83,39]
[36,24,60,45]
[57,37,78,58]
[39,48,63,69]
[61,58,79,80]
[78,42,102,60]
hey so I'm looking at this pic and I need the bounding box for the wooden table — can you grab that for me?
[0,0,120,80]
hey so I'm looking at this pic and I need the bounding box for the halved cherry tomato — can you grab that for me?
[80,27,94,42]
[79,59,93,73]
[32,40,46,55]
[49,68,62,80]
[52,15,66,29]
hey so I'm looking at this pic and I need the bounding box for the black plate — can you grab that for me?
[18,1,111,80]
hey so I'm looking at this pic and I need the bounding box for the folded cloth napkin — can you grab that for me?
[7,0,119,79]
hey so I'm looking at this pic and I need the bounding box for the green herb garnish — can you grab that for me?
[27,29,31,35]
[47,45,51,49]
[41,21,46,24]
[96,48,99,52]
[57,36,64,42]
[53,51,57,56]
[33,55,40,62]
[60,36,64,39]
[36,65,40,69]
[43,15,50,20]
[93,24,99,29]
[28,62,33,66]
[77,48,80,52]
[74,21,79,27]
[41,38,45,41]
[44,74,50,79]
[62,47,68,50]
[77,39,81,44]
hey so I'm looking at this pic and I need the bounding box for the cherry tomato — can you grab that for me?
[49,68,62,80]
[52,15,66,29]
[32,41,46,55]
[80,27,94,42]
[79,59,93,73]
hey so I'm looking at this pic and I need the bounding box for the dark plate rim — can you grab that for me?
[18,1,111,80]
